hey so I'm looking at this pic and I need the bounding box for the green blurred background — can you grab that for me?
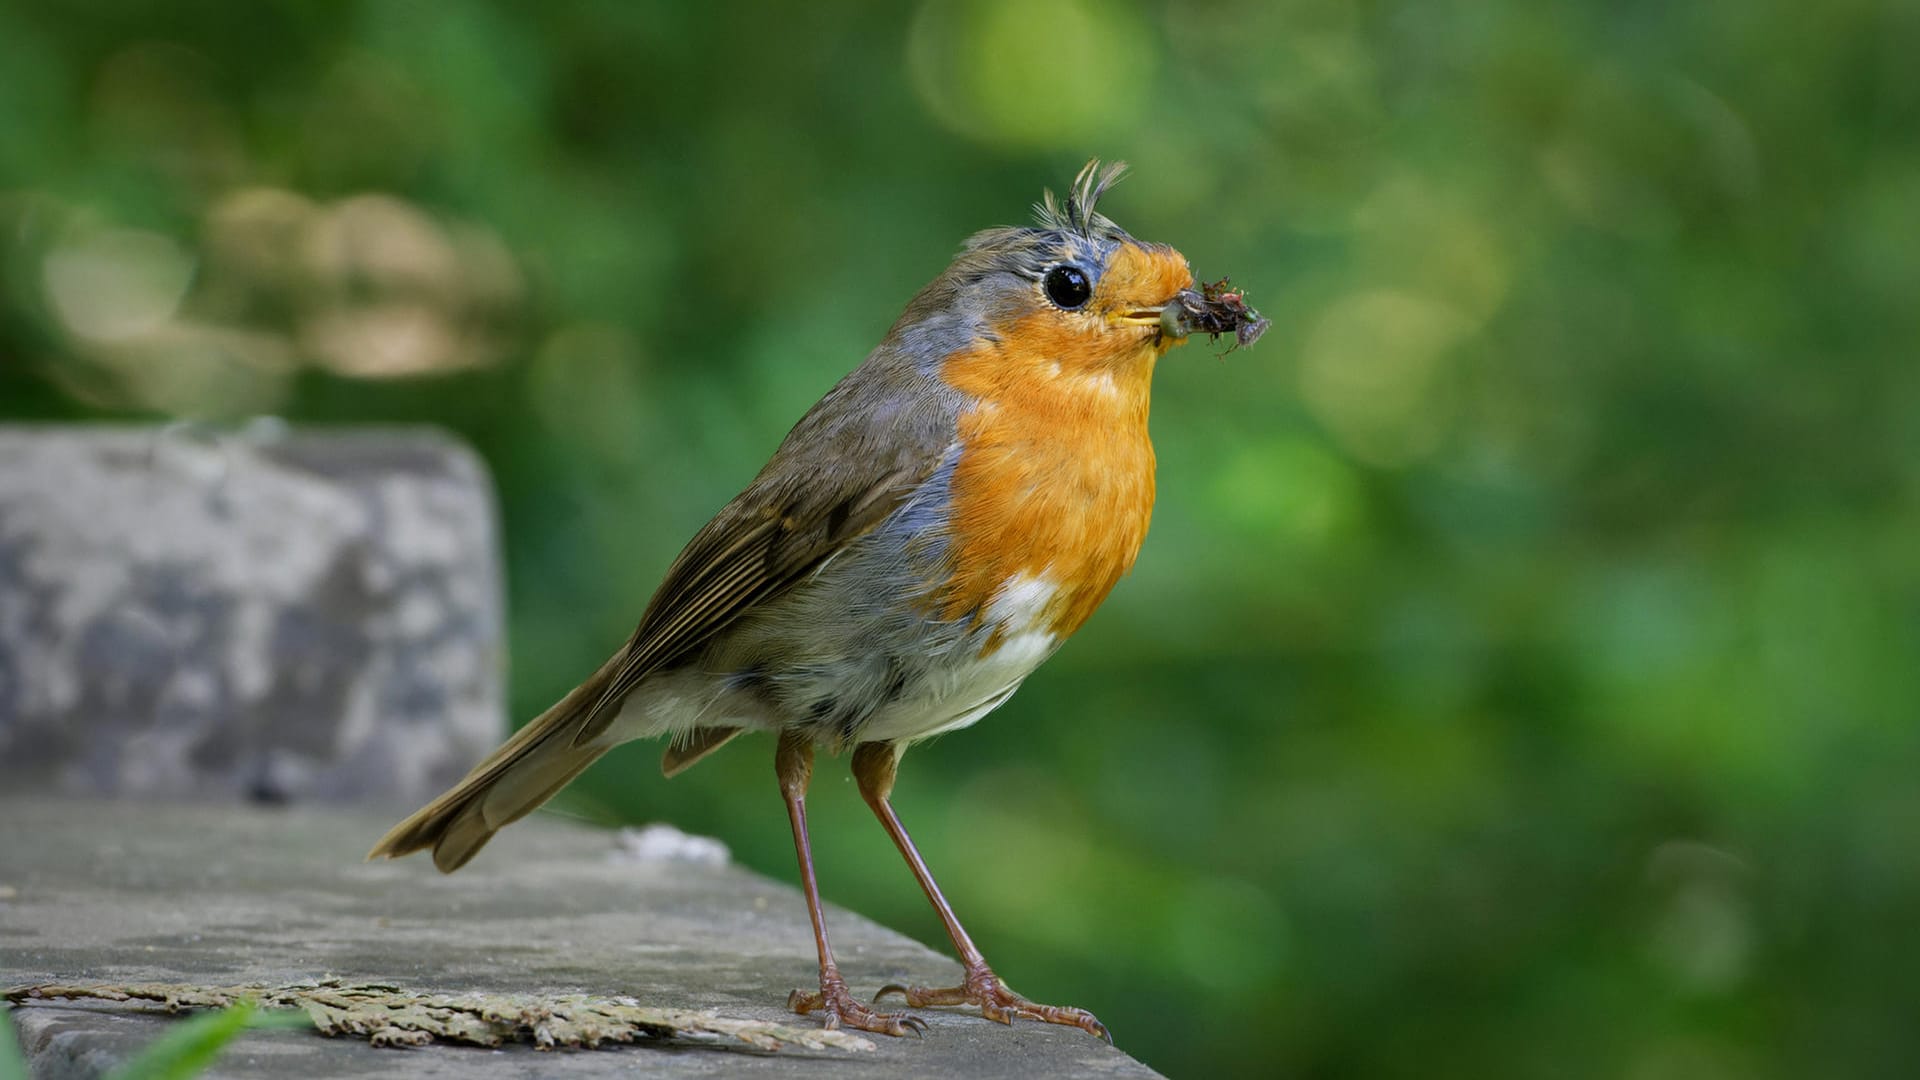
[4,1,1918,1075]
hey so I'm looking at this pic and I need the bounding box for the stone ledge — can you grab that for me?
[0,797,1161,1078]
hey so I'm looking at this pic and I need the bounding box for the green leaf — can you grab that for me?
[104,1002,311,1080]
[1,1006,30,1080]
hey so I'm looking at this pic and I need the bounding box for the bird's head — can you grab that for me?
[892,161,1206,389]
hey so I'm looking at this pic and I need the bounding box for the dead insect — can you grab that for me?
[1164,277,1270,350]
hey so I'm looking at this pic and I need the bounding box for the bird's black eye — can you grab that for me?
[1043,265,1092,310]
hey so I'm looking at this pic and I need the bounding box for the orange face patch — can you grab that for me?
[1091,242,1196,326]
[934,242,1192,647]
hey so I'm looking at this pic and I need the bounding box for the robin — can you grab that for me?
[370,160,1263,1042]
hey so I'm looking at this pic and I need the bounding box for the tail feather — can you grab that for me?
[369,652,624,873]
[417,743,602,872]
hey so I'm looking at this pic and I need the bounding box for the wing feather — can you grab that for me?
[570,446,944,746]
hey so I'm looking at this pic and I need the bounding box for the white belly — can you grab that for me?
[857,570,1058,743]
[610,560,1062,750]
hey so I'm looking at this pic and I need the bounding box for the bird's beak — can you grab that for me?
[1115,305,1188,340]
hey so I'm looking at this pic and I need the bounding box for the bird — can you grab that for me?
[370,159,1258,1042]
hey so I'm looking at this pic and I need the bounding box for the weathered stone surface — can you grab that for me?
[0,425,504,804]
[0,797,1161,1079]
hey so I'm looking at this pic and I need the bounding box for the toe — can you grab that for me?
[794,980,929,1037]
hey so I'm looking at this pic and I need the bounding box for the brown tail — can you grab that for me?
[368,652,624,872]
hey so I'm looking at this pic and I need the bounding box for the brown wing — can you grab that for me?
[369,429,947,869]
[569,373,958,747]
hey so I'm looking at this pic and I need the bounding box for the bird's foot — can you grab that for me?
[876,965,1110,1043]
[789,969,927,1037]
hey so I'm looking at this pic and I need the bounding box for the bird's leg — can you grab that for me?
[777,730,927,1037]
[851,742,1111,1042]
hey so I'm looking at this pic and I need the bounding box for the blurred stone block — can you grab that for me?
[0,424,505,804]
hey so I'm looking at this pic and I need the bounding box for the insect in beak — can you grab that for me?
[1113,281,1269,348]
[1161,282,1272,349]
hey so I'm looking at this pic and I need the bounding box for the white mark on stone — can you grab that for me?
[611,823,731,867]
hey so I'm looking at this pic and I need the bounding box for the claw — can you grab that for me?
[787,988,824,1019]
[790,976,927,1038]
[877,966,1109,1041]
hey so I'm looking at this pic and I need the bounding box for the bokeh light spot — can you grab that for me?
[1299,289,1474,467]
[43,227,196,342]
[1168,875,1289,993]
[1209,436,1362,551]
[907,0,1155,146]
[1353,175,1512,323]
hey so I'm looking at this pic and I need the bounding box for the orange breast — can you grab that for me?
[936,311,1160,646]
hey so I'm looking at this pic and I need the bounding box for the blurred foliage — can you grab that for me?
[0,1007,22,1080]
[3,1,1918,1076]
[103,1002,310,1080]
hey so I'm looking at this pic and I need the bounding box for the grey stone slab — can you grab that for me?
[0,425,505,804]
[0,797,1160,1078]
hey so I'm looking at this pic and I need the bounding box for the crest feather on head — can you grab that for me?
[1033,159,1129,239]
